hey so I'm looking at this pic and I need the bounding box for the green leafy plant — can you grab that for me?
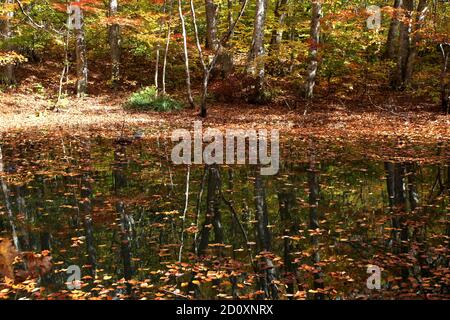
[125,86,183,112]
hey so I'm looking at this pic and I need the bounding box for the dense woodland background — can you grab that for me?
[0,0,449,116]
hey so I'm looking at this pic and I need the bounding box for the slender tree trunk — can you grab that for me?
[205,0,219,50]
[177,0,195,108]
[385,0,402,59]
[162,0,174,95]
[270,0,288,52]
[0,0,15,84]
[155,1,167,92]
[192,0,248,117]
[440,44,449,113]
[248,0,268,102]
[305,0,322,99]
[394,0,411,89]
[403,0,428,85]
[227,0,234,38]
[109,0,121,86]
[57,25,70,104]
[75,8,88,96]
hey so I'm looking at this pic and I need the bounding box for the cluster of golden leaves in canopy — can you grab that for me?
[0,51,27,66]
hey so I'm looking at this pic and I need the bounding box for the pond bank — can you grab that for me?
[0,93,449,144]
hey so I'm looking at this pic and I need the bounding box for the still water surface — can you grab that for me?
[0,135,448,299]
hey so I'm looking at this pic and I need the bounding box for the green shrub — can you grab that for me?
[125,86,183,112]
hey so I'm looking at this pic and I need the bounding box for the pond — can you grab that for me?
[0,133,449,300]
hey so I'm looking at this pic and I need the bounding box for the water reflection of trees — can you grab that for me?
[0,138,449,299]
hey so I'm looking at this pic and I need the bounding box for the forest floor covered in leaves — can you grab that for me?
[0,90,449,145]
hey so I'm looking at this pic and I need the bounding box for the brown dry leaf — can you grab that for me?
[0,238,18,280]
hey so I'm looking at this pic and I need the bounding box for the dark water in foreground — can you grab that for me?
[0,135,449,300]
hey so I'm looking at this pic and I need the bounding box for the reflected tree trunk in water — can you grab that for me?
[385,162,410,280]
[15,185,31,251]
[227,167,239,298]
[384,162,408,251]
[405,163,419,211]
[308,149,324,299]
[117,201,133,280]
[36,176,52,252]
[254,167,278,299]
[446,161,450,249]
[80,141,97,277]
[197,165,223,256]
[113,142,134,282]
[178,165,190,262]
[0,145,20,250]
[193,166,208,254]
[278,188,296,297]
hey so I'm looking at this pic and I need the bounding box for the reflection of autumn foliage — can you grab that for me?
[0,238,17,280]
[0,238,52,282]
[15,252,52,282]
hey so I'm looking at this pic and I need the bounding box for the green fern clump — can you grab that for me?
[125,86,183,112]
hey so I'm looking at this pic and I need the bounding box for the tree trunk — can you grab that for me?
[440,44,450,113]
[393,0,427,89]
[227,0,234,38]
[162,0,174,95]
[270,0,289,52]
[0,0,15,84]
[305,0,321,99]
[403,0,428,86]
[75,8,88,96]
[248,0,268,102]
[205,0,219,50]
[109,0,121,86]
[385,0,402,59]
[177,0,195,108]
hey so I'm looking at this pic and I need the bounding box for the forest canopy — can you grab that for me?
[0,0,449,116]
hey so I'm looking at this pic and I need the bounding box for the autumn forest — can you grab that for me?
[0,0,449,303]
